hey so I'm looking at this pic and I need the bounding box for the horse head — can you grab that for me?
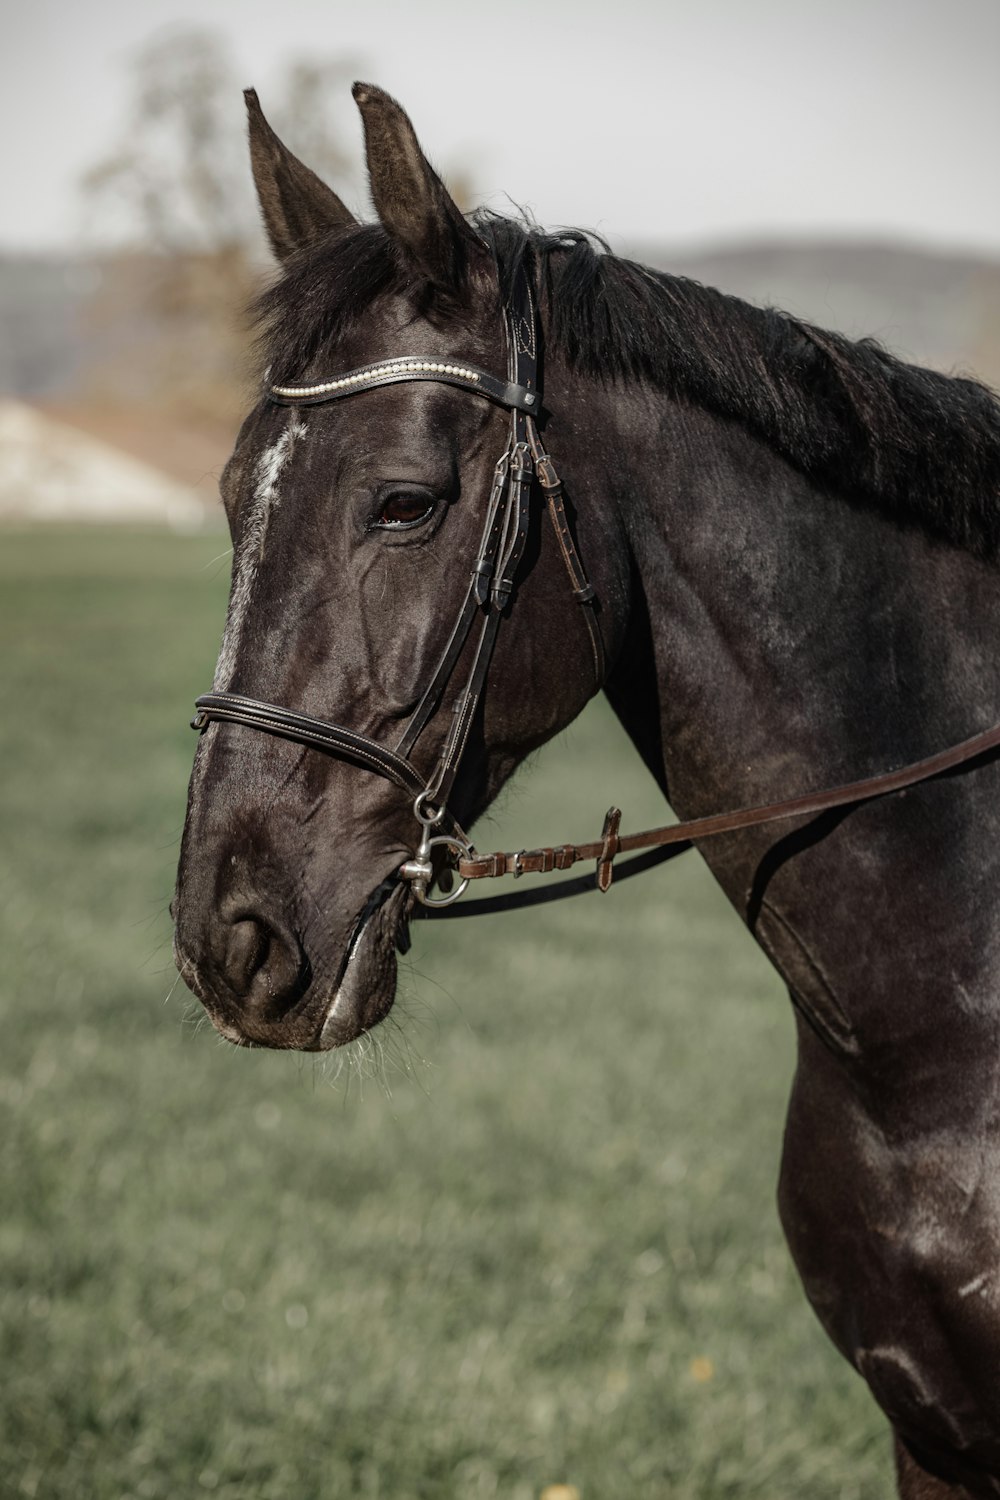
[172,85,618,1050]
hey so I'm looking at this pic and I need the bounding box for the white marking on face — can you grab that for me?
[958,1271,990,1298]
[213,416,307,691]
[181,415,308,819]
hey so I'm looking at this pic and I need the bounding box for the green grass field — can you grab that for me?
[0,528,891,1499]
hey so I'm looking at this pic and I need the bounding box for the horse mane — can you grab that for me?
[255,214,1000,558]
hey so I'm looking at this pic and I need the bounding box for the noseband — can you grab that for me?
[192,269,1000,916]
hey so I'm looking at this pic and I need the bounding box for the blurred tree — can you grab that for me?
[79,28,361,425]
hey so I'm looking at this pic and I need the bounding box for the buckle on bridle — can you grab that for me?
[509,442,533,480]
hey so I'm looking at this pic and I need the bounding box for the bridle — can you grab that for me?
[192,266,1000,917]
[193,265,605,910]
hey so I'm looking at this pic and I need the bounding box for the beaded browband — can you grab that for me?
[269,356,541,414]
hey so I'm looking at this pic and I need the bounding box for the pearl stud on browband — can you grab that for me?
[270,359,482,400]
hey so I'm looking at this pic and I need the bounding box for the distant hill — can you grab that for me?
[0,255,98,398]
[630,239,1000,389]
[1,240,998,400]
[0,398,205,528]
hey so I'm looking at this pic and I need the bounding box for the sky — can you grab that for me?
[2,0,999,258]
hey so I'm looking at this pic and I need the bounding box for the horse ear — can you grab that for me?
[352,82,485,292]
[245,88,356,261]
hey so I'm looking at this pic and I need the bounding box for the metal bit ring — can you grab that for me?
[413,791,445,828]
[407,834,472,908]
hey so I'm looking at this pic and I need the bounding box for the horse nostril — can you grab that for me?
[226,918,269,991]
[224,914,310,1019]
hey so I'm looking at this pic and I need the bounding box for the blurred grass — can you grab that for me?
[0,528,891,1500]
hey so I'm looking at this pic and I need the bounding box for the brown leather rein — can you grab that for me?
[456,719,1000,902]
[191,269,1000,919]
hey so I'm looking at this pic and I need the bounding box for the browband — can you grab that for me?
[269,357,541,415]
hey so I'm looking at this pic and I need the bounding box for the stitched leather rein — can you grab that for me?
[191,270,1000,918]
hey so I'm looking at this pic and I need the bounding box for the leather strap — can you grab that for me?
[526,423,605,684]
[270,358,541,415]
[457,718,1000,891]
[192,692,430,800]
[394,443,521,761]
[422,843,691,919]
[423,607,504,808]
[399,265,546,811]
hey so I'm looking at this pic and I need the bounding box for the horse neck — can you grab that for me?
[570,387,1000,904]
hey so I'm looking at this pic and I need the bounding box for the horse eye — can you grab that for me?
[375,494,435,530]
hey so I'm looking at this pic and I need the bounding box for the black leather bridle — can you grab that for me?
[192,268,1000,916]
[192,266,605,909]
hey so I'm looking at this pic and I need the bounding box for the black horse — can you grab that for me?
[173,84,1000,1497]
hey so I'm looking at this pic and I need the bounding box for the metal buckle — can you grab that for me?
[509,441,533,479]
